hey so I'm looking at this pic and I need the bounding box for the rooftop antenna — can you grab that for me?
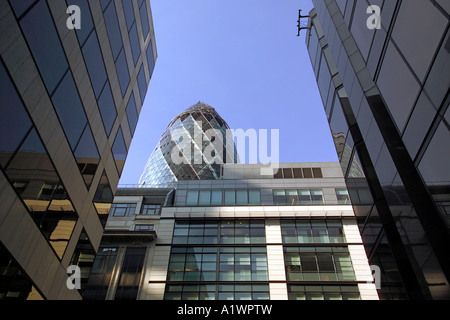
[297,9,311,36]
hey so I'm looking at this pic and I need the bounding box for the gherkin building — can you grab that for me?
[139,102,238,187]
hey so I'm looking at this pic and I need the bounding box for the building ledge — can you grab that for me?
[101,229,157,242]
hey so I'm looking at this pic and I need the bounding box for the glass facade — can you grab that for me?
[0,0,156,299]
[306,0,450,299]
[139,102,238,187]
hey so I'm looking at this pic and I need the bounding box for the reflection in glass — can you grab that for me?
[112,128,127,174]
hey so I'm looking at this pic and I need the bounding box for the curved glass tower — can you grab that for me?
[139,102,238,187]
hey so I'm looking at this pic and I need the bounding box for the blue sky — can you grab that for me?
[119,0,338,185]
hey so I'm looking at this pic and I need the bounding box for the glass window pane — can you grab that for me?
[126,93,138,136]
[51,72,87,151]
[122,0,135,30]
[248,190,261,205]
[129,23,141,65]
[139,1,150,38]
[298,189,312,204]
[236,190,248,205]
[137,66,147,102]
[104,1,123,60]
[0,61,33,167]
[112,128,127,174]
[286,190,299,205]
[20,1,68,94]
[186,191,199,206]
[69,0,94,46]
[82,31,108,99]
[211,190,222,205]
[147,40,155,76]
[116,49,130,97]
[198,190,211,206]
[224,190,235,205]
[98,82,117,137]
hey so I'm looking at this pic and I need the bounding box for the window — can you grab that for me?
[281,220,346,244]
[273,167,322,179]
[139,0,150,39]
[0,55,32,168]
[51,72,88,151]
[116,49,130,97]
[172,220,265,245]
[137,66,147,102]
[224,190,236,205]
[82,31,108,99]
[186,190,199,206]
[198,190,211,206]
[129,23,141,65]
[167,247,268,283]
[147,40,155,76]
[115,248,146,300]
[274,189,324,205]
[104,1,123,60]
[109,203,136,217]
[288,285,360,300]
[84,247,118,300]
[126,93,138,136]
[302,168,313,178]
[69,230,96,294]
[0,243,44,300]
[112,128,127,174]
[336,189,350,204]
[135,224,154,231]
[248,190,261,205]
[284,247,355,282]
[140,204,160,215]
[211,190,223,205]
[236,190,248,205]
[165,284,269,301]
[273,190,286,204]
[20,1,68,94]
[98,83,117,137]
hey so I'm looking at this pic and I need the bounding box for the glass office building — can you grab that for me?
[84,162,378,300]
[0,0,156,299]
[305,0,449,299]
[139,102,238,187]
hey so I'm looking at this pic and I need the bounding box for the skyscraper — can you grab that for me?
[0,0,156,299]
[139,102,238,188]
[84,103,378,300]
[304,0,449,299]
[85,163,378,300]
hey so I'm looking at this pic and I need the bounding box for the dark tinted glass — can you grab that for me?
[0,61,32,167]
[104,1,123,60]
[137,66,147,103]
[98,82,117,136]
[100,0,111,11]
[147,40,155,76]
[126,93,138,136]
[115,49,130,97]
[112,128,127,173]
[129,23,141,65]
[82,31,108,99]
[51,72,87,150]
[68,0,94,46]
[115,247,146,300]
[9,0,36,17]
[20,1,68,94]
[139,1,150,38]
[122,0,135,30]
